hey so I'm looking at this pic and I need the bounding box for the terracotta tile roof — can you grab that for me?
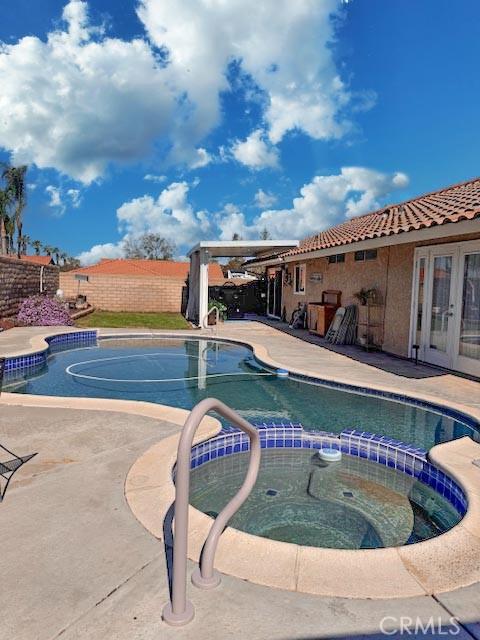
[20,255,56,265]
[285,176,480,257]
[71,258,225,281]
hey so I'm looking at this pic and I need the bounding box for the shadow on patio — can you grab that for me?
[252,316,451,380]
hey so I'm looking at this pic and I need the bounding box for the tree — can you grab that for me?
[259,227,271,240]
[20,234,30,255]
[43,244,54,257]
[52,247,60,264]
[0,187,12,255]
[31,240,43,255]
[124,233,176,260]
[2,165,27,258]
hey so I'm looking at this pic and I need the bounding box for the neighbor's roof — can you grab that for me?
[70,258,225,281]
[284,176,480,257]
[20,255,55,265]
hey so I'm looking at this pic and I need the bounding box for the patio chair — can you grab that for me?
[0,357,37,502]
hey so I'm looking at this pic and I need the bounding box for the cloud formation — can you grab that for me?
[231,130,279,169]
[0,1,180,183]
[0,0,358,182]
[138,0,353,151]
[254,189,277,209]
[78,167,408,264]
[144,174,167,184]
[249,168,409,239]
[45,184,82,215]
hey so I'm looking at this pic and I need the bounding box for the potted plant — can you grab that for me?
[208,300,227,324]
[353,287,377,306]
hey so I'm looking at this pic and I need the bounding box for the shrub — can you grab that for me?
[17,295,73,326]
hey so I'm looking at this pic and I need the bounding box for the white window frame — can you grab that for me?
[294,263,306,295]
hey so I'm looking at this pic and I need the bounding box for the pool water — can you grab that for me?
[189,449,462,549]
[7,336,478,450]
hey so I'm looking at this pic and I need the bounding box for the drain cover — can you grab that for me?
[266,489,278,497]
[343,491,354,498]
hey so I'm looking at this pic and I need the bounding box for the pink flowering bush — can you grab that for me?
[17,295,73,326]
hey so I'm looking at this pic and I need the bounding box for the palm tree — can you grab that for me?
[2,165,27,258]
[0,188,13,255]
[52,247,60,265]
[31,240,43,255]
[60,252,68,266]
[20,234,30,255]
[43,244,54,257]
[5,215,15,254]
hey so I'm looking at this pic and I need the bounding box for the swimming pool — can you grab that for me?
[5,334,479,451]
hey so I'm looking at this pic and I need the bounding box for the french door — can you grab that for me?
[411,240,480,376]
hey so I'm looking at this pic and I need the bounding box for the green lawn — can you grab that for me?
[76,311,190,329]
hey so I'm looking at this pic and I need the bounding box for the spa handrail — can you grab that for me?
[202,306,219,332]
[162,398,261,627]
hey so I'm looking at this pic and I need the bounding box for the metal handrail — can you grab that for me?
[162,398,261,627]
[202,306,219,333]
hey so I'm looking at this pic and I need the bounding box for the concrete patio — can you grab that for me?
[1,322,480,639]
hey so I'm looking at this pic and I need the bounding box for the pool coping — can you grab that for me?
[1,326,480,598]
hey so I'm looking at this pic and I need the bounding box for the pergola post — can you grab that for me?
[198,248,209,326]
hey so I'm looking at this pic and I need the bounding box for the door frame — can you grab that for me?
[409,238,480,375]
[266,267,283,319]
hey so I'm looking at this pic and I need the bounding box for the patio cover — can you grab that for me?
[186,240,298,325]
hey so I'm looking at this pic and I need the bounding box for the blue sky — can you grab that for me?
[0,0,479,263]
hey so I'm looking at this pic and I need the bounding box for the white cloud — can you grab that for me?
[144,174,167,183]
[138,0,355,152]
[249,168,410,239]
[254,188,277,209]
[79,179,213,264]
[117,180,212,247]
[216,204,247,241]
[231,130,279,169]
[45,184,82,214]
[0,1,181,183]
[78,167,408,262]
[67,188,82,207]
[1,1,367,182]
[77,241,125,266]
[189,148,212,169]
[46,185,62,210]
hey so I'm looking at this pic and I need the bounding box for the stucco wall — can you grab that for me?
[59,272,187,313]
[0,256,59,318]
[282,247,390,320]
[281,230,480,358]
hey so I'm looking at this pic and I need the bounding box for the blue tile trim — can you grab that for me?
[190,424,468,517]
[2,330,98,383]
[250,354,479,434]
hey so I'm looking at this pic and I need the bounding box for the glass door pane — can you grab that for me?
[429,255,452,352]
[459,253,480,361]
[415,257,426,346]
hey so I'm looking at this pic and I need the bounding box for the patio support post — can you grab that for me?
[199,248,209,327]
